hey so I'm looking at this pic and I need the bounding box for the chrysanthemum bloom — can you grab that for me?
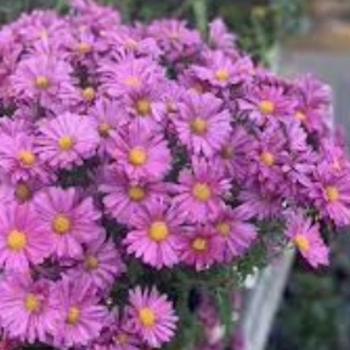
[214,207,257,261]
[174,92,231,157]
[127,286,178,348]
[239,83,296,126]
[178,225,223,271]
[68,233,125,291]
[0,273,60,343]
[51,276,108,348]
[108,125,171,181]
[36,112,99,169]
[100,166,169,224]
[91,308,142,350]
[285,212,329,268]
[33,187,101,258]
[89,97,128,153]
[0,203,52,272]
[0,133,46,184]
[172,158,231,223]
[306,165,350,226]
[124,200,184,269]
[191,51,240,88]
[10,55,77,108]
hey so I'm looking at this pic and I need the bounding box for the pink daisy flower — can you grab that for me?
[123,200,184,269]
[127,286,178,348]
[178,224,223,271]
[213,207,257,262]
[99,166,169,225]
[32,187,101,258]
[37,112,100,169]
[0,273,60,344]
[0,132,46,184]
[68,233,125,291]
[0,203,52,272]
[174,92,231,157]
[108,125,171,181]
[172,157,231,223]
[51,276,108,348]
[285,212,329,268]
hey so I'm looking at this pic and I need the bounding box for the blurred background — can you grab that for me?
[1,1,350,349]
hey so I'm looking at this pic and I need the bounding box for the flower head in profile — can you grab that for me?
[285,212,329,268]
[33,187,101,258]
[37,112,99,169]
[0,273,60,344]
[0,203,52,272]
[127,286,178,348]
[124,200,184,269]
[51,276,108,348]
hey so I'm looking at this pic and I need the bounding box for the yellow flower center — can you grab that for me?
[139,307,156,328]
[294,234,310,252]
[259,100,275,115]
[215,69,230,82]
[192,183,212,202]
[190,117,208,135]
[98,122,111,138]
[18,150,36,167]
[136,99,151,116]
[66,306,80,325]
[7,229,27,251]
[148,221,169,242]
[24,293,41,313]
[128,185,146,201]
[216,222,231,236]
[35,76,50,90]
[128,147,148,166]
[77,42,92,54]
[15,182,31,201]
[58,135,74,151]
[124,76,141,88]
[52,214,72,235]
[325,186,339,202]
[82,87,96,101]
[295,111,307,122]
[260,151,275,167]
[85,255,99,270]
[192,237,208,252]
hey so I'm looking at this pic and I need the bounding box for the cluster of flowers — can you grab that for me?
[0,0,348,349]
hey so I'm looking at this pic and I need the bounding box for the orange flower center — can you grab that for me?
[35,76,50,90]
[294,234,310,252]
[192,237,208,252]
[295,111,307,122]
[85,255,99,270]
[259,100,275,115]
[77,42,92,54]
[7,229,27,251]
[124,76,141,87]
[192,183,211,202]
[15,182,32,201]
[190,117,208,135]
[260,151,275,167]
[67,306,80,325]
[114,333,129,345]
[128,147,148,166]
[139,307,156,327]
[325,186,339,202]
[215,69,230,82]
[128,185,146,201]
[82,87,96,101]
[148,221,169,242]
[52,214,72,235]
[58,135,74,151]
[216,222,231,236]
[221,146,234,160]
[136,99,151,116]
[98,122,111,138]
[18,150,36,167]
[25,293,41,313]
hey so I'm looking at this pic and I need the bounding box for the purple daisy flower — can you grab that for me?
[32,187,101,258]
[174,92,231,157]
[37,112,99,169]
[124,200,184,269]
[127,286,178,348]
